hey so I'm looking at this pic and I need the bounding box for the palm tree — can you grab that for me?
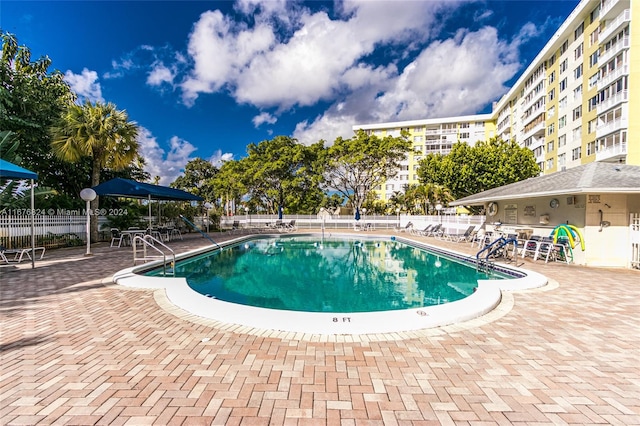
[50,101,139,240]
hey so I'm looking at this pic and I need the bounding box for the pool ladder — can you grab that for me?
[132,234,176,276]
[475,237,522,273]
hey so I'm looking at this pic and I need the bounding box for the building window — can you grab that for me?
[587,141,596,155]
[588,95,599,111]
[548,106,555,118]
[548,54,556,66]
[559,96,567,109]
[560,78,568,92]
[588,119,596,133]
[560,39,568,55]
[413,145,423,153]
[559,115,566,129]
[574,43,583,60]
[534,146,544,157]
[589,51,599,67]
[558,153,566,167]
[413,136,423,143]
[549,88,555,101]
[560,58,568,73]
[548,71,556,84]
[547,123,555,135]
[572,105,582,121]
[558,135,566,147]
[588,72,599,88]
[589,28,600,47]
[574,64,583,80]
[590,4,600,24]
[459,132,469,139]
[547,140,555,152]
[546,158,555,170]
[573,85,583,101]
[386,184,394,190]
[572,126,582,142]
[574,22,584,40]
[572,147,582,161]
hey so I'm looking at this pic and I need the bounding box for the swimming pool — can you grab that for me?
[148,236,507,313]
[113,233,547,334]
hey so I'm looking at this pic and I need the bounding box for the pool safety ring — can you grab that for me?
[487,202,498,216]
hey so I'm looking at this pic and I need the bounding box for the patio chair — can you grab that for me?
[395,221,413,233]
[410,224,433,236]
[110,228,124,247]
[424,223,443,237]
[0,245,46,263]
[444,225,476,242]
[283,220,297,232]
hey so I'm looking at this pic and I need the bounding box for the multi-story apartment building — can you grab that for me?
[355,115,494,200]
[353,0,638,202]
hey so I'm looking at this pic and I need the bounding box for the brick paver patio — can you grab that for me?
[1,231,639,425]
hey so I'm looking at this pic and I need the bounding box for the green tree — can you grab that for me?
[50,101,139,240]
[240,136,325,215]
[324,129,411,213]
[418,137,539,201]
[0,31,77,193]
[211,159,247,216]
[0,131,56,209]
[171,157,218,201]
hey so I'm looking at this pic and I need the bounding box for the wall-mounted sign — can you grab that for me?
[504,204,517,224]
[588,194,601,204]
[523,205,536,217]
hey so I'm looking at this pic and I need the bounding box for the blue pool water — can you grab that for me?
[148,236,505,313]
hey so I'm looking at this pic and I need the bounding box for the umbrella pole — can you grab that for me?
[148,195,152,230]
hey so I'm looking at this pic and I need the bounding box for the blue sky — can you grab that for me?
[3,0,579,185]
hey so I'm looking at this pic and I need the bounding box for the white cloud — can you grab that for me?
[64,68,104,103]
[208,150,234,167]
[252,112,277,127]
[147,62,176,87]
[180,1,460,109]
[104,0,546,152]
[136,127,198,186]
[292,26,523,145]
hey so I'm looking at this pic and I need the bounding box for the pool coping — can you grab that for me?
[112,233,548,335]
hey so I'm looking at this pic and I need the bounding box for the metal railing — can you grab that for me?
[132,234,175,276]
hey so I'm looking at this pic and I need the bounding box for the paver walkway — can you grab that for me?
[1,230,639,425]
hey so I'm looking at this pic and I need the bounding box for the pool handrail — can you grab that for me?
[179,214,223,251]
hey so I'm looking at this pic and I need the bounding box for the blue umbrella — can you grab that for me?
[278,206,283,220]
[355,207,361,221]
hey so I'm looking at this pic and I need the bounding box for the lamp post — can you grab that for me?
[395,207,401,227]
[435,203,443,223]
[80,188,97,256]
[244,206,249,228]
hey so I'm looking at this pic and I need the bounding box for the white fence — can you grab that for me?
[1,213,487,250]
[219,214,485,233]
[0,214,106,249]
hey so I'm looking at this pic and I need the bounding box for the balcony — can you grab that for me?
[598,64,628,89]
[599,36,630,65]
[600,0,627,21]
[596,142,627,162]
[599,9,631,43]
[597,90,628,114]
[596,117,628,138]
